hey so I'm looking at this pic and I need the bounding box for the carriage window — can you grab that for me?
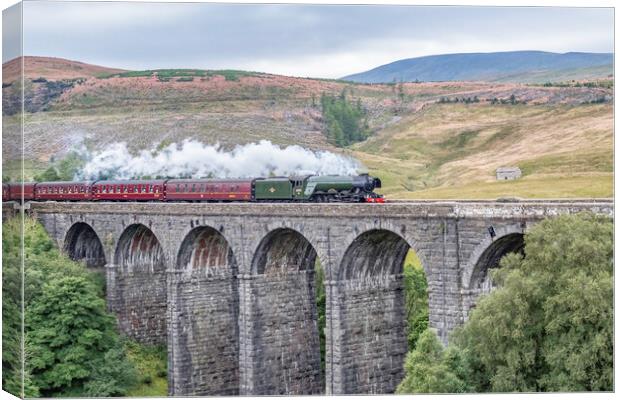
[191,184,196,192]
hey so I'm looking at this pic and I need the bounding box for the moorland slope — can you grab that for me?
[2,56,613,198]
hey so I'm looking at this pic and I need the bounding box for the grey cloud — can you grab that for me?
[14,1,615,78]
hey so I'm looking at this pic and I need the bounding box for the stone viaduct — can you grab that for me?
[8,200,613,396]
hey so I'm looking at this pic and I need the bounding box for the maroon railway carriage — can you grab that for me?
[35,181,94,201]
[92,180,166,201]
[166,179,253,202]
[8,182,36,202]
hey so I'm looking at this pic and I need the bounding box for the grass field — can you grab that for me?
[392,174,612,199]
[353,102,613,199]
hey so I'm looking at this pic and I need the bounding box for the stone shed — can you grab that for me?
[496,167,522,180]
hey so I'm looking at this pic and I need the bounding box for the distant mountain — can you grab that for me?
[342,51,613,83]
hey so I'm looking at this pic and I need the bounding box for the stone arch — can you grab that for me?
[462,223,526,290]
[339,229,411,281]
[170,226,239,395]
[336,221,431,279]
[245,221,329,277]
[63,222,106,269]
[468,232,525,292]
[252,228,317,275]
[177,225,238,276]
[333,228,412,394]
[245,227,322,395]
[113,223,167,344]
[115,224,165,273]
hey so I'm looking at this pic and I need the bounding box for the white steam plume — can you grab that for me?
[76,139,365,180]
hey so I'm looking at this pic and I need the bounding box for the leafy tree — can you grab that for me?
[2,218,137,397]
[28,276,136,396]
[2,218,40,397]
[398,213,612,393]
[403,260,428,350]
[453,212,613,392]
[397,329,471,394]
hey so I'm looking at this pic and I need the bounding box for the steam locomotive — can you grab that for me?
[2,174,384,203]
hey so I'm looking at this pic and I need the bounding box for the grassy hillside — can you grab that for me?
[353,102,612,198]
[2,57,613,199]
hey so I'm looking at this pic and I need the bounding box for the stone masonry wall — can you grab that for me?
[167,271,239,395]
[240,271,322,395]
[331,277,408,394]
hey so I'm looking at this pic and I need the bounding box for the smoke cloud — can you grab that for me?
[76,139,365,180]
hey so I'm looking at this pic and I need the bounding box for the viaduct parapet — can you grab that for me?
[7,200,612,395]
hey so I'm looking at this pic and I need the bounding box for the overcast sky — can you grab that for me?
[2,1,614,78]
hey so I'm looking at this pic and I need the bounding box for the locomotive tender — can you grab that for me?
[2,174,384,203]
